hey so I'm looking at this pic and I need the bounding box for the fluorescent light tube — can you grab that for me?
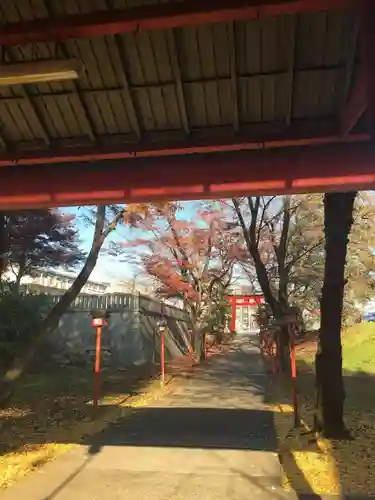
[0,59,83,86]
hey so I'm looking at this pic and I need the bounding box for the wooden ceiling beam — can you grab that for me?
[0,127,368,168]
[0,0,353,46]
[0,142,373,210]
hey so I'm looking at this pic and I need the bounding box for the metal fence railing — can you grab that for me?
[48,293,136,311]
[43,292,189,321]
[139,295,189,322]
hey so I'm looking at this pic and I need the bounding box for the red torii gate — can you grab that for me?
[226,295,264,333]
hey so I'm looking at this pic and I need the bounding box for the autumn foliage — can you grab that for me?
[122,203,238,358]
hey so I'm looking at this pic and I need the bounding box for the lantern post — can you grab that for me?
[284,308,301,428]
[157,319,168,385]
[90,309,109,408]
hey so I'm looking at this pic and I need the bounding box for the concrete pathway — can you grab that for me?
[0,336,293,500]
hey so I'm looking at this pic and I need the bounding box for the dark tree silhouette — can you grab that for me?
[6,209,85,292]
[315,191,356,439]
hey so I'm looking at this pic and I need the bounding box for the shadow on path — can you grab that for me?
[0,337,327,500]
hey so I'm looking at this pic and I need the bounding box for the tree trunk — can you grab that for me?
[14,259,26,295]
[315,192,356,439]
[191,325,203,364]
[232,198,290,371]
[0,206,107,406]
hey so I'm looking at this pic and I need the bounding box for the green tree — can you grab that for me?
[0,203,164,405]
[232,194,375,325]
[5,209,85,293]
[232,192,375,436]
[0,290,52,369]
[290,192,375,325]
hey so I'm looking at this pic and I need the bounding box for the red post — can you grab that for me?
[160,329,165,385]
[93,326,102,408]
[289,324,300,427]
[231,298,236,333]
[271,332,276,374]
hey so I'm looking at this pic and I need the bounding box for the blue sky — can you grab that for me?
[61,201,203,283]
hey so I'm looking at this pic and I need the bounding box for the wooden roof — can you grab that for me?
[0,0,367,165]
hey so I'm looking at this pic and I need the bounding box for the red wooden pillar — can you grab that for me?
[93,325,102,408]
[91,316,108,408]
[159,302,167,385]
[289,324,300,428]
[160,329,165,385]
[359,0,375,136]
[230,297,236,333]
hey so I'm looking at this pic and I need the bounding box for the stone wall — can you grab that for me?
[44,293,191,368]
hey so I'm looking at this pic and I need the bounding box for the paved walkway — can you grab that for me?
[0,336,294,500]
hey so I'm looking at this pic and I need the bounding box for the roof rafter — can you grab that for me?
[111,35,142,139]
[166,29,190,136]
[42,2,97,142]
[4,47,51,147]
[285,14,296,128]
[101,0,141,139]
[58,44,96,142]
[341,19,358,110]
[228,22,239,134]
[341,65,367,137]
[19,87,51,146]
[0,132,7,152]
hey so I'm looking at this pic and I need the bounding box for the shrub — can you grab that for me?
[0,287,53,368]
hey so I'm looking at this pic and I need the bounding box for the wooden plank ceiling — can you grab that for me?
[0,0,366,163]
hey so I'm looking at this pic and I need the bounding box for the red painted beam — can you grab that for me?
[341,66,368,137]
[0,143,374,210]
[0,0,353,46]
[0,132,368,168]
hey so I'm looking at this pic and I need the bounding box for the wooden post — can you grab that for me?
[93,325,102,408]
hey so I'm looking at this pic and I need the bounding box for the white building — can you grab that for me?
[106,279,156,296]
[4,268,109,295]
[4,268,180,303]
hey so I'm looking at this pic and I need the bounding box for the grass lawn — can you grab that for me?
[299,322,375,374]
[271,323,375,497]
[0,364,170,488]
